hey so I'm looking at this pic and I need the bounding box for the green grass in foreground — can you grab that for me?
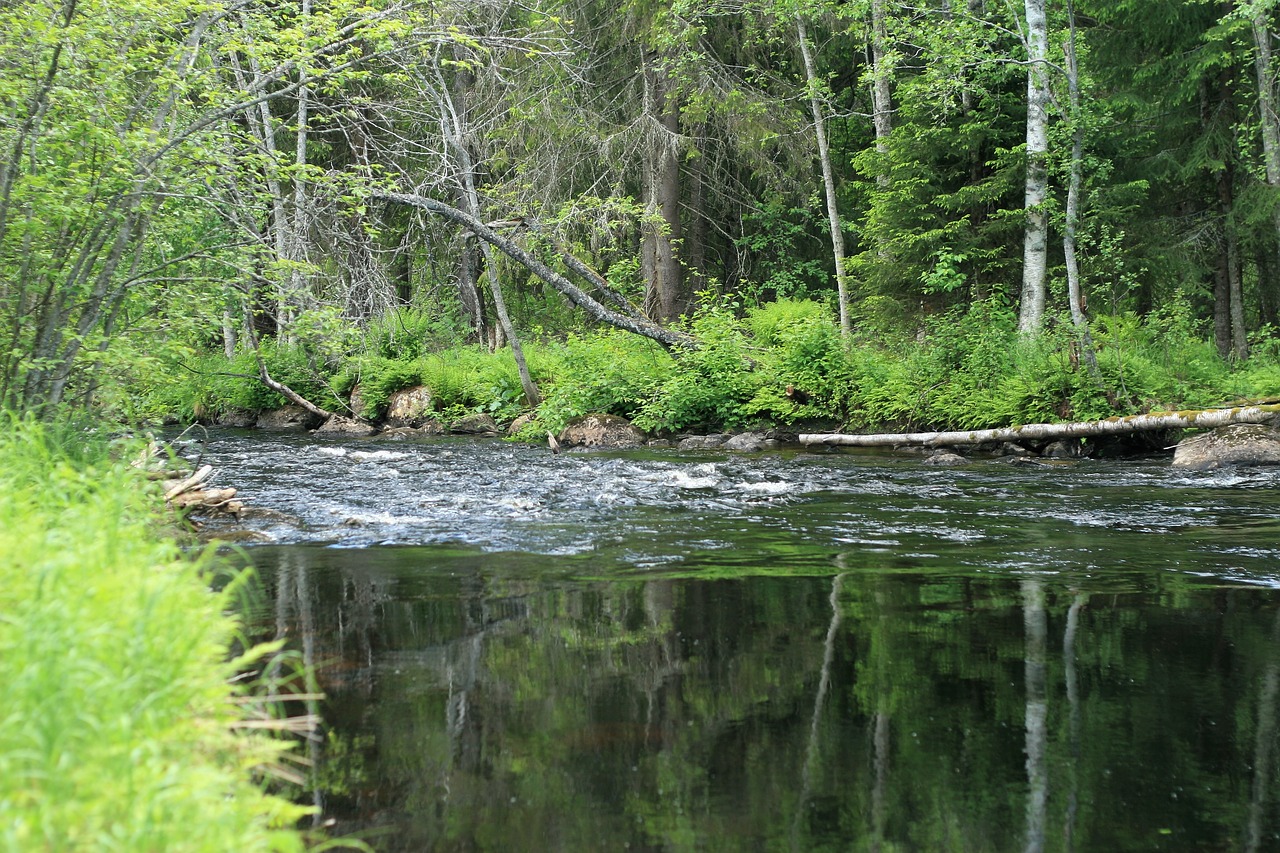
[0,418,311,852]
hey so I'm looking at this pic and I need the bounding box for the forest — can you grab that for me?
[6,0,1280,431]
[10,2,1280,848]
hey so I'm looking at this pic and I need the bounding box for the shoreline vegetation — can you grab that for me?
[131,298,1280,458]
[0,418,317,852]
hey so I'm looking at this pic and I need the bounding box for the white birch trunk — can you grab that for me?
[1019,0,1050,336]
[1022,579,1048,853]
[797,16,852,338]
[870,0,893,185]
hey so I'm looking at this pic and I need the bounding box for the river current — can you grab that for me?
[199,430,1280,851]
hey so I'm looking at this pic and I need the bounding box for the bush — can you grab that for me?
[634,302,762,433]
[334,357,424,419]
[534,331,673,432]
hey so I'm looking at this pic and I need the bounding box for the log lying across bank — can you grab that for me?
[800,403,1280,448]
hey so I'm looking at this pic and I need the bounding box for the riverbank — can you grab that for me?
[0,419,312,851]
[129,299,1280,454]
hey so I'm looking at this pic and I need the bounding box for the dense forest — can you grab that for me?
[5,0,1280,430]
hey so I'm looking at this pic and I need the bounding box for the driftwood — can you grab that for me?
[800,403,1280,449]
[163,464,213,501]
[127,431,244,517]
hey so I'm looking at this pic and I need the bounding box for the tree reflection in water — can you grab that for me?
[240,545,1280,852]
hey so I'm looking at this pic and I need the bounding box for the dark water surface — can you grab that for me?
[201,431,1280,851]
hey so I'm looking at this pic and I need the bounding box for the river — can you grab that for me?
[199,430,1280,851]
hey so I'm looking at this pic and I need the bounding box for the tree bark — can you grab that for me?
[1253,13,1280,339]
[797,16,852,338]
[641,49,683,322]
[870,0,894,186]
[1019,0,1050,336]
[434,64,541,407]
[799,403,1280,447]
[1062,0,1101,381]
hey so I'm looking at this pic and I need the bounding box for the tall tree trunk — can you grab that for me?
[284,0,313,343]
[1214,226,1233,360]
[1217,159,1249,360]
[457,234,488,343]
[870,0,893,188]
[1019,0,1050,335]
[450,65,488,342]
[686,125,709,294]
[1259,246,1280,329]
[228,40,294,338]
[791,573,843,851]
[1062,0,1101,381]
[641,50,683,323]
[1253,13,1280,337]
[797,16,852,337]
[1063,591,1087,850]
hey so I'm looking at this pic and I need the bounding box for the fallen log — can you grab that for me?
[163,464,213,501]
[169,487,238,509]
[800,403,1280,448]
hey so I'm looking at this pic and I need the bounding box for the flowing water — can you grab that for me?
[199,430,1280,851]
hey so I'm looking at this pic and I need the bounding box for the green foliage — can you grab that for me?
[735,201,831,302]
[0,417,310,850]
[208,342,341,416]
[634,301,763,433]
[534,331,674,432]
[335,357,425,419]
[364,308,470,362]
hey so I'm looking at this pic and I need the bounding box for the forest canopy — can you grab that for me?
[3,0,1280,423]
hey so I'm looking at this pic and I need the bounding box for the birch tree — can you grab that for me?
[1018,0,1050,335]
[796,13,852,337]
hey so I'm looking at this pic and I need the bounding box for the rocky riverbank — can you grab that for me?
[202,398,1280,472]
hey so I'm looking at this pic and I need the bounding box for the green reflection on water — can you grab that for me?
[246,544,1280,852]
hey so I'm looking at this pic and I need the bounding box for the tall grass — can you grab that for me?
[0,417,311,852]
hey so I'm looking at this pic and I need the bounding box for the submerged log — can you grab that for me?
[800,404,1280,448]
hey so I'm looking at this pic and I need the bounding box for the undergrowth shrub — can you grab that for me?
[634,302,762,433]
[363,307,468,361]
[534,331,673,432]
[334,357,424,418]
[201,341,342,416]
[742,299,852,423]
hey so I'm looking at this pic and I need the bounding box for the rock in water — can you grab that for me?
[448,413,500,435]
[214,409,257,429]
[316,415,378,437]
[1172,422,1280,470]
[558,414,646,449]
[923,449,968,466]
[257,405,324,431]
[723,432,769,452]
[677,434,731,450]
